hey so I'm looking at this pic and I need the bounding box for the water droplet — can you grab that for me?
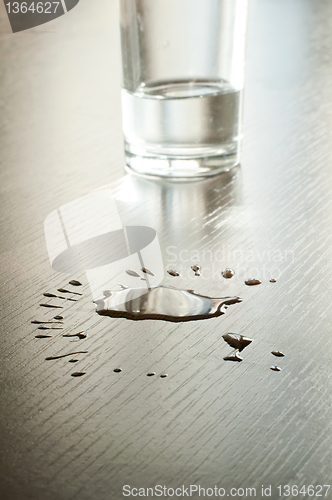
[71,372,86,377]
[222,268,235,279]
[244,279,261,286]
[222,333,253,352]
[270,366,281,371]
[38,326,63,330]
[43,292,57,298]
[191,265,201,276]
[125,269,141,278]
[113,368,122,373]
[270,279,276,283]
[49,294,76,302]
[31,320,63,324]
[40,304,63,309]
[223,350,243,362]
[45,351,88,361]
[54,315,64,320]
[63,332,87,340]
[35,334,52,338]
[167,270,180,277]
[160,374,168,378]
[94,286,241,322]
[69,359,79,363]
[141,267,154,276]
[57,288,82,296]
[69,280,82,286]
[271,351,284,357]
[118,283,129,290]
[147,372,156,377]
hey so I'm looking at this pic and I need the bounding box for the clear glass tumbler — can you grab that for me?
[118,0,249,178]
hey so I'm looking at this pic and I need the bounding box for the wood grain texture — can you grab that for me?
[1,0,332,499]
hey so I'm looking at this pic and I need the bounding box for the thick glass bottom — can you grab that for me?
[124,146,240,179]
[122,79,242,178]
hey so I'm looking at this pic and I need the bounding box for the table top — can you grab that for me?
[1,1,332,499]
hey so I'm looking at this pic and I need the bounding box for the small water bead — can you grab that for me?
[38,326,62,330]
[270,366,282,372]
[147,372,156,377]
[125,269,141,278]
[69,280,82,286]
[222,333,253,352]
[43,292,76,302]
[31,320,62,324]
[141,267,154,276]
[223,351,243,362]
[57,288,82,296]
[71,372,86,377]
[191,265,201,276]
[270,279,277,283]
[244,279,261,286]
[167,270,180,277]
[222,268,235,279]
[63,332,87,340]
[40,304,63,309]
[271,351,284,357]
[45,351,88,361]
[113,368,122,373]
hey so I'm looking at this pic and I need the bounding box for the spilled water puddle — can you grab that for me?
[32,271,285,378]
[94,285,241,322]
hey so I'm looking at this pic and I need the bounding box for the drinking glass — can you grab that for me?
[118,0,249,178]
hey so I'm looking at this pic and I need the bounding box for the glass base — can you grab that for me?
[124,149,241,179]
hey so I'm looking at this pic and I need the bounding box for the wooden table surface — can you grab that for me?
[1,1,332,499]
